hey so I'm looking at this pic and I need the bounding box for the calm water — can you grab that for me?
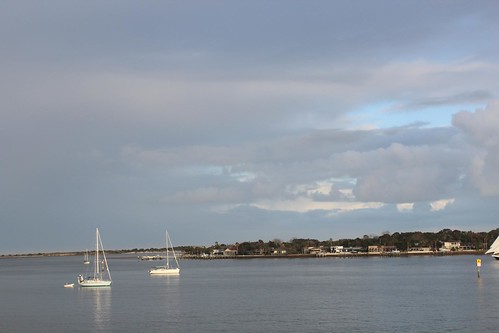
[1,254,499,332]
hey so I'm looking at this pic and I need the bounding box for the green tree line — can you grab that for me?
[173,228,499,255]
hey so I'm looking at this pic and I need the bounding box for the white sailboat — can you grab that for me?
[83,249,90,265]
[149,229,180,275]
[78,228,112,287]
[485,235,499,260]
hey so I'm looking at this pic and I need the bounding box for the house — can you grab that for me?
[343,246,363,253]
[304,246,324,255]
[408,246,433,253]
[440,241,461,251]
[271,247,287,255]
[211,246,238,257]
[330,246,363,253]
[331,246,344,253]
[223,247,238,256]
[368,245,398,253]
[211,249,224,256]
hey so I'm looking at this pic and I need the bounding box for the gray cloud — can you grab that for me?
[2,1,499,253]
[453,103,499,196]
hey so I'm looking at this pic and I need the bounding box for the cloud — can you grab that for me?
[429,199,455,212]
[453,102,499,147]
[251,197,384,214]
[330,142,464,203]
[397,203,414,212]
[115,124,469,223]
[453,102,499,196]
[3,1,499,252]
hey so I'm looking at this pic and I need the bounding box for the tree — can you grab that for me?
[238,242,257,255]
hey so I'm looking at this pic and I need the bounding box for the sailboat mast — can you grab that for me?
[99,229,112,282]
[95,228,100,279]
[166,230,179,269]
[165,231,169,269]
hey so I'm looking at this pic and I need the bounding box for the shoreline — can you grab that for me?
[0,250,486,260]
[182,250,485,259]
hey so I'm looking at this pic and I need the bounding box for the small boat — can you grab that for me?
[64,283,74,288]
[78,228,112,287]
[485,235,499,260]
[83,249,90,265]
[149,229,180,275]
[139,255,163,261]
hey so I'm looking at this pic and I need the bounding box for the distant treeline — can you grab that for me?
[3,228,497,257]
[126,228,499,255]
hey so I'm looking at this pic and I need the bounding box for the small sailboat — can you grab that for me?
[78,228,112,287]
[83,249,90,265]
[485,235,499,260]
[149,229,180,275]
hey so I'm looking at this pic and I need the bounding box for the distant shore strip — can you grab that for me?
[1,250,485,259]
[181,250,484,259]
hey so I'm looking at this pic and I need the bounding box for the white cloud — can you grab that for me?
[397,203,414,212]
[429,198,455,212]
[252,197,384,214]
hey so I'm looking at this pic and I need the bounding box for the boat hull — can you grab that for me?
[149,267,180,275]
[78,279,112,287]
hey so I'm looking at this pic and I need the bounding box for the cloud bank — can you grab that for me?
[1,1,499,252]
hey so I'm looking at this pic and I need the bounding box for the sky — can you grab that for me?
[1,1,499,254]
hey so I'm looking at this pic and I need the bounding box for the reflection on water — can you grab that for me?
[78,287,111,331]
[476,275,483,288]
[149,274,181,319]
[149,274,180,284]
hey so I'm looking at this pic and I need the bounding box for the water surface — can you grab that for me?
[1,255,498,332]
